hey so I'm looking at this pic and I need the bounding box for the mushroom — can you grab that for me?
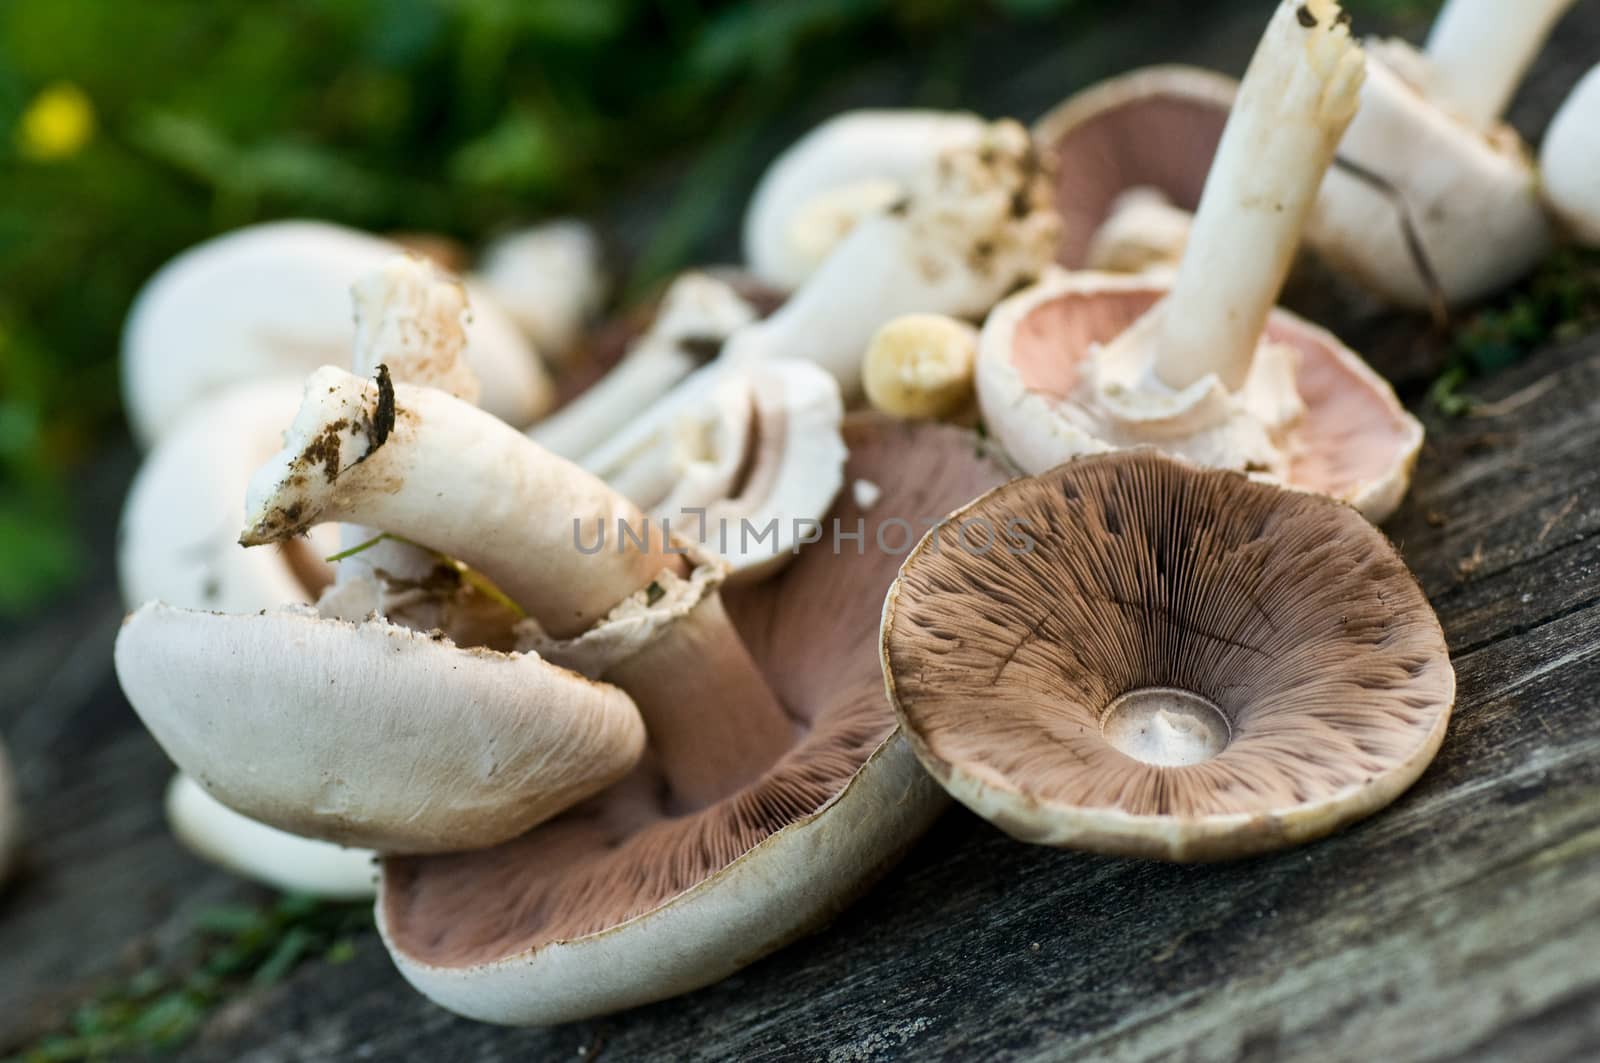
[0,737,17,883]
[593,358,848,581]
[116,259,650,854]
[1307,0,1573,308]
[881,450,1455,861]
[862,313,979,420]
[977,0,1423,523]
[476,220,609,363]
[742,110,990,290]
[1034,65,1238,271]
[1539,63,1600,247]
[121,220,554,446]
[117,603,646,852]
[378,417,1017,1024]
[165,774,376,900]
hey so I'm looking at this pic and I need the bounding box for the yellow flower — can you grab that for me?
[17,82,96,162]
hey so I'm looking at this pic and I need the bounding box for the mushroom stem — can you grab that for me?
[528,273,758,460]
[337,256,481,586]
[1151,0,1363,392]
[243,369,682,638]
[1424,0,1576,131]
[607,594,796,810]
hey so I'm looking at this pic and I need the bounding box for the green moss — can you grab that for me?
[1430,249,1600,416]
[7,895,372,1062]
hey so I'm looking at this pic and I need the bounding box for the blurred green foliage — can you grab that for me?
[0,0,1101,616]
[0,0,1451,618]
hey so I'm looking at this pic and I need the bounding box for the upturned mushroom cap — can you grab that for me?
[377,417,1016,1025]
[119,377,338,614]
[115,602,646,853]
[121,220,553,445]
[165,774,376,900]
[882,450,1454,862]
[594,358,848,580]
[976,271,1423,522]
[1033,66,1237,270]
[1540,63,1600,247]
[1308,40,1551,309]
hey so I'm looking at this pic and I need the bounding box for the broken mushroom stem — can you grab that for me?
[862,313,978,420]
[337,255,482,587]
[243,368,794,807]
[1423,0,1577,131]
[1152,0,1363,392]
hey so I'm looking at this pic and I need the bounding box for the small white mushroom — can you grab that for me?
[121,220,554,446]
[165,774,376,900]
[591,359,847,580]
[1308,0,1572,308]
[742,110,990,289]
[862,313,978,421]
[476,220,608,363]
[528,273,760,460]
[1540,63,1600,246]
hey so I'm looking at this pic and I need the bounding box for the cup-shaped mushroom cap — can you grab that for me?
[377,417,1016,1025]
[115,603,646,854]
[977,273,1422,522]
[882,451,1454,862]
[1034,66,1237,270]
[165,774,376,900]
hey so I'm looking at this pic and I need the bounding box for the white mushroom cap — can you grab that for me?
[742,110,990,289]
[121,220,554,446]
[116,602,646,853]
[119,377,339,614]
[1309,39,1551,309]
[1540,63,1600,247]
[1083,187,1193,274]
[0,738,18,883]
[604,359,848,580]
[476,220,608,362]
[165,774,376,900]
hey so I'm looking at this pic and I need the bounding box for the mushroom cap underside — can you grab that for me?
[1033,66,1237,269]
[882,450,1454,861]
[378,417,1016,1025]
[978,275,1422,521]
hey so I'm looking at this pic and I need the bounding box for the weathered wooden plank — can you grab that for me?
[4,1,1600,1060]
